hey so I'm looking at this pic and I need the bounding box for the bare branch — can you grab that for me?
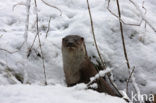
[115,0,132,96]
[12,2,26,11]
[14,0,31,50]
[24,0,31,43]
[142,1,147,15]
[126,66,135,94]
[129,0,156,32]
[34,0,47,85]
[45,16,52,38]
[86,0,106,69]
[40,0,62,16]
[107,0,143,26]
[142,1,147,30]
[0,48,18,54]
[116,0,142,101]
[116,0,130,69]
[86,0,122,97]
[87,68,114,86]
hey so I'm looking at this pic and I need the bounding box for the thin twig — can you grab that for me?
[45,16,52,38]
[129,0,156,32]
[12,2,26,11]
[15,0,31,50]
[115,0,133,97]
[86,0,122,97]
[28,1,57,55]
[116,0,130,69]
[126,66,135,94]
[40,0,62,16]
[142,1,147,30]
[142,1,147,17]
[27,33,38,57]
[107,77,122,97]
[116,1,142,100]
[34,0,47,85]
[24,0,31,44]
[86,0,106,69]
[0,48,18,54]
[107,0,143,26]
[87,68,114,87]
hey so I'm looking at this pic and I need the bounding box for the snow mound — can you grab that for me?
[0,84,127,103]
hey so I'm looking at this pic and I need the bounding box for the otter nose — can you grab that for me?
[67,42,74,47]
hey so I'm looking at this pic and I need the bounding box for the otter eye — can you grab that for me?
[63,38,67,42]
[81,37,84,41]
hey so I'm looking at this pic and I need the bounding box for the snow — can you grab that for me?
[0,0,156,102]
[0,84,127,103]
[90,67,113,83]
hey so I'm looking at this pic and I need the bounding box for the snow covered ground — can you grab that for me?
[0,84,127,103]
[0,0,156,102]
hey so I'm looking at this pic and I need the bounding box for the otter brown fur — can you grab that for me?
[62,35,117,96]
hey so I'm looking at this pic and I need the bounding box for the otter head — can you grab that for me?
[62,35,84,51]
[62,35,87,61]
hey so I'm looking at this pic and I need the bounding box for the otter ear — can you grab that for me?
[81,37,84,41]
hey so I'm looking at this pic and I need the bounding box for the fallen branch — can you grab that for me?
[87,67,114,86]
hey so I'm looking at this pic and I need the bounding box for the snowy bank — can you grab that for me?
[0,0,156,101]
[0,84,127,103]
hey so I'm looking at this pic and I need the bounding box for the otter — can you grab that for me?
[62,35,117,96]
